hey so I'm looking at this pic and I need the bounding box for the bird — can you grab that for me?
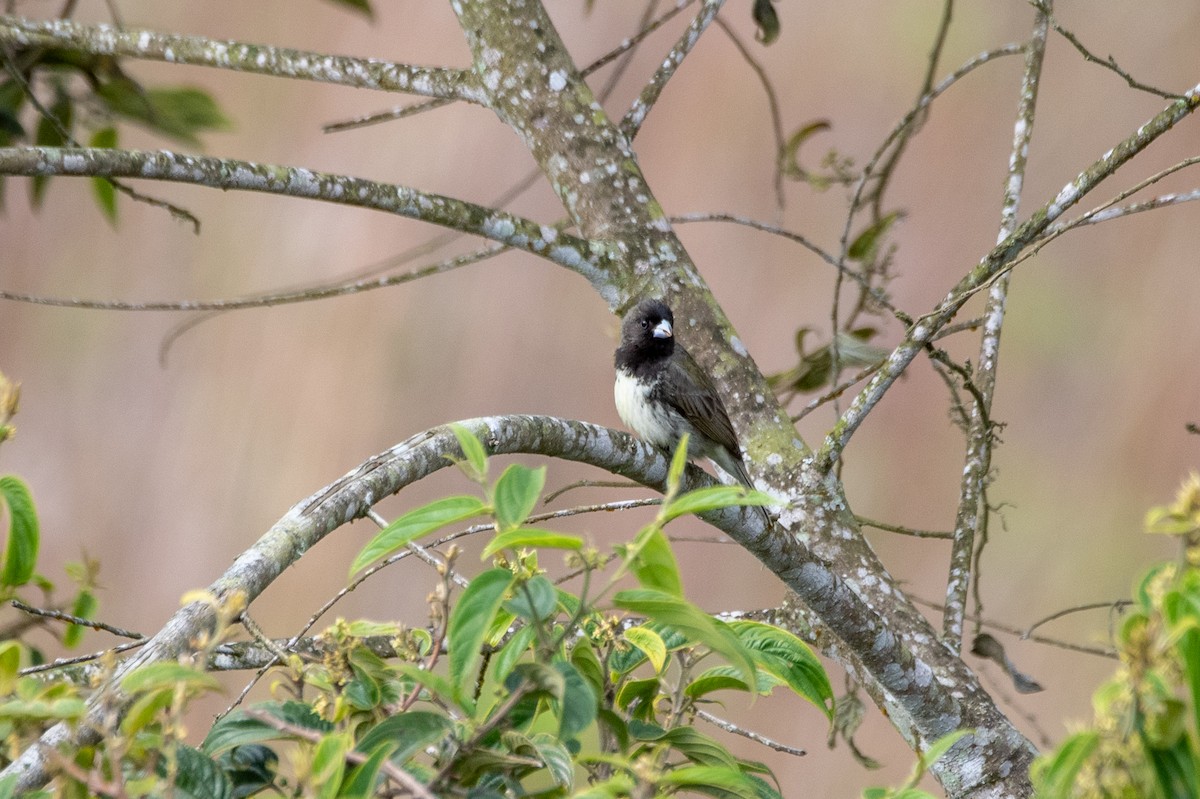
[614,299,768,522]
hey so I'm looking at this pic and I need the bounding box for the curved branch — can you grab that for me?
[0,147,613,296]
[0,15,482,102]
[0,415,758,792]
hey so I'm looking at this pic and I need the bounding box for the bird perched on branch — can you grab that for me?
[614,299,768,522]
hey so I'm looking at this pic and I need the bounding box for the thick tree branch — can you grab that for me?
[451,4,1040,795]
[0,15,482,101]
[0,146,612,293]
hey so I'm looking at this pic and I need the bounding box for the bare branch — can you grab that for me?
[1033,1,1185,100]
[818,80,1200,470]
[0,147,611,299]
[621,0,725,138]
[943,2,1051,650]
[0,16,481,101]
[697,709,807,757]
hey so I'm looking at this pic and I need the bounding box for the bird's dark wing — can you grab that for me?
[662,346,740,454]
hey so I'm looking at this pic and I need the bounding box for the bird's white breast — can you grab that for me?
[614,370,678,449]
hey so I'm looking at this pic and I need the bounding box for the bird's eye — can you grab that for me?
[640,320,649,328]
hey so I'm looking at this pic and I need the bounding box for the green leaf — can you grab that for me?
[751,0,781,45]
[121,686,174,735]
[554,659,597,739]
[31,90,72,208]
[121,661,220,694]
[0,696,84,720]
[217,745,277,799]
[310,732,350,799]
[615,678,659,720]
[664,730,740,770]
[667,433,691,492]
[354,711,451,760]
[337,743,389,799]
[350,495,486,576]
[62,589,97,648]
[166,743,234,799]
[0,642,21,694]
[489,624,536,684]
[448,568,515,697]
[570,639,604,697]
[482,527,583,559]
[505,661,565,700]
[626,527,683,596]
[614,589,756,689]
[97,80,230,147]
[448,423,488,479]
[389,663,460,710]
[728,620,833,717]
[609,623,690,675]
[0,475,39,587]
[684,665,783,699]
[623,626,668,674]
[324,0,374,18]
[202,701,332,755]
[1031,731,1100,797]
[529,732,574,789]
[0,80,26,141]
[659,764,762,797]
[662,485,775,523]
[847,211,902,262]
[492,464,546,531]
[504,575,558,622]
[781,120,831,179]
[89,127,119,224]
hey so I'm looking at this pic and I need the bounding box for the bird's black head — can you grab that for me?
[615,299,675,370]
[619,299,675,358]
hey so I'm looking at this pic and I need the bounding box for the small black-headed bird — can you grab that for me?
[614,299,766,519]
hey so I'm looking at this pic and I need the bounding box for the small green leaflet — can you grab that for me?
[447,568,515,698]
[492,464,546,531]
[350,495,485,576]
[0,475,38,587]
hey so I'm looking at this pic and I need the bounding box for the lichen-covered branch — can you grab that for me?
[942,1,1051,650]
[0,146,609,283]
[620,0,725,138]
[0,15,482,101]
[819,79,1200,470]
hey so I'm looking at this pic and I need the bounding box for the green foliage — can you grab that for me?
[0,47,227,216]
[1031,474,1200,797]
[0,476,38,589]
[0,374,98,660]
[0,425,831,796]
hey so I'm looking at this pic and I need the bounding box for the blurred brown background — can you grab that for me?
[2,1,1199,794]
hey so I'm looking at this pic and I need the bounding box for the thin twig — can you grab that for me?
[854,517,952,540]
[909,594,1116,658]
[1022,599,1132,639]
[621,0,725,138]
[1033,1,1184,100]
[9,600,144,640]
[696,709,807,757]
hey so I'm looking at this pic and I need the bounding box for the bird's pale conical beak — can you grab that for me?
[652,320,673,339]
